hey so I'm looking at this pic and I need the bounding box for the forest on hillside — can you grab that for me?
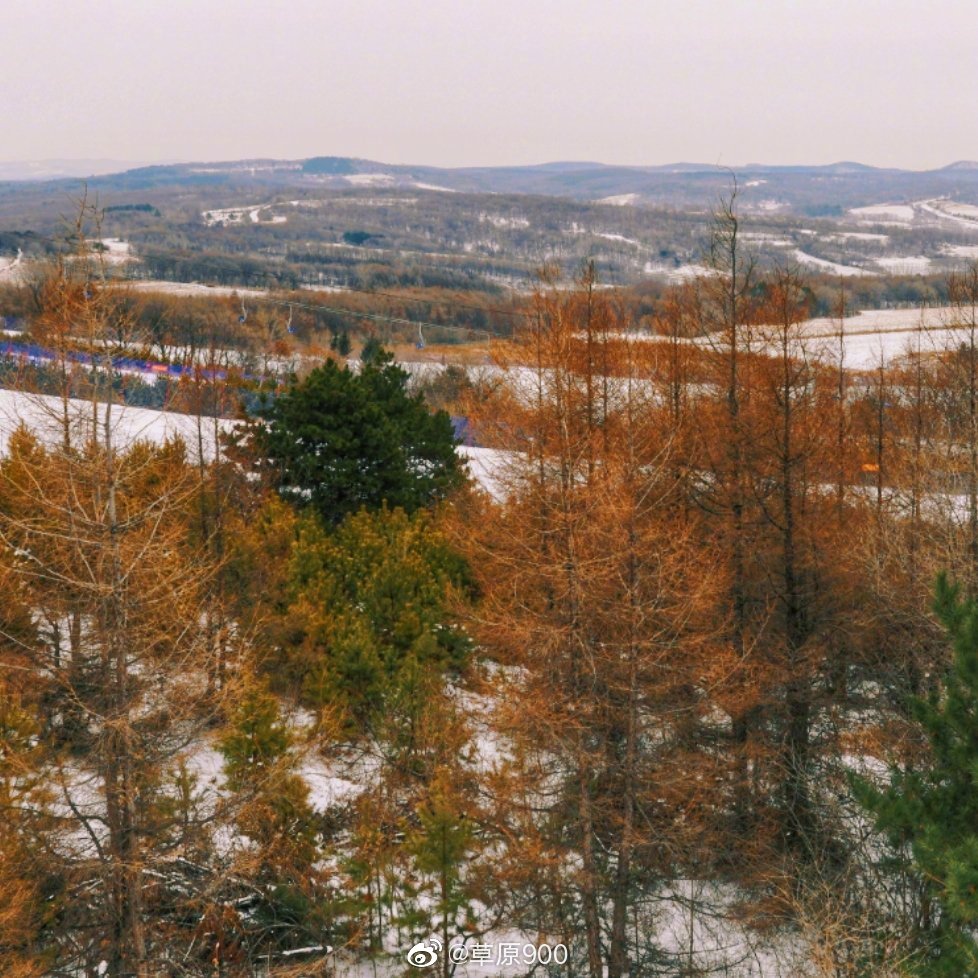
[8,204,978,978]
[7,162,978,297]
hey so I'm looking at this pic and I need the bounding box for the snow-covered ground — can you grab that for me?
[776,306,977,369]
[848,203,915,225]
[874,255,932,274]
[792,250,872,276]
[793,328,931,370]
[917,198,978,230]
[0,248,24,280]
[938,200,978,220]
[0,375,501,493]
[202,203,288,227]
[741,232,793,247]
[799,307,950,335]
[585,306,976,371]
[459,446,509,500]
[0,389,233,461]
[597,192,640,206]
[755,198,788,211]
[595,231,642,247]
[0,387,504,498]
[825,231,889,243]
[202,203,265,226]
[412,181,457,192]
[92,238,134,264]
[643,261,718,282]
[479,212,530,229]
[344,173,396,187]
[943,243,978,258]
[128,280,267,298]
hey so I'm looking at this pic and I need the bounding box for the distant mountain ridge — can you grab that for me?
[4,155,975,182]
[7,155,978,215]
[941,160,978,171]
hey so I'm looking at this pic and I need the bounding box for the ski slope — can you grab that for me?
[0,388,502,496]
[0,389,231,460]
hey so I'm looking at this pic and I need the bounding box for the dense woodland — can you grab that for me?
[8,203,978,978]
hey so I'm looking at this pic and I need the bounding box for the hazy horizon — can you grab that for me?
[7,0,978,171]
[2,155,977,176]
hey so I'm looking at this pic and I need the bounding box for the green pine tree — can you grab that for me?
[360,335,385,364]
[258,349,462,523]
[329,330,352,357]
[853,573,978,977]
[286,506,472,730]
[220,680,317,865]
[401,767,477,978]
[220,680,291,784]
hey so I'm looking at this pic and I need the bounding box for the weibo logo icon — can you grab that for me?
[405,937,443,968]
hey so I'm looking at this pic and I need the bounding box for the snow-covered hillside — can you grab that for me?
[0,389,231,459]
[0,388,502,496]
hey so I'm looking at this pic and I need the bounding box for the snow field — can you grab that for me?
[90,238,134,264]
[344,173,396,186]
[129,279,267,298]
[201,203,290,227]
[848,203,915,224]
[0,388,233,461]
[595,231,642,247]
[0,248,24,280]
[873,255,932,274]
[825,231,889,243]
[0,387,504,501]
[412,181,457,192]
[792,250,871,277]
[597,192,640,205]
[943,244,978,258]
[643,261,717,282]
[478,212,530,229]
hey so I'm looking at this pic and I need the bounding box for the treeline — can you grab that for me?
[0,278,518,357]
[138,241,537,294]
[630,271,955,323]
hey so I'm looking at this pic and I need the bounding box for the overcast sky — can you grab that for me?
[4,0,977,170]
